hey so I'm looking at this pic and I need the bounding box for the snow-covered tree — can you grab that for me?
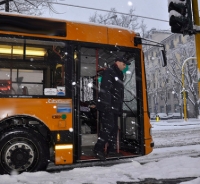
[167,35,199,118]
[159,70,170,115]
[140,20,148,38]
[146,61,160,114]
[0,0,57,16]
[89,8,147,35]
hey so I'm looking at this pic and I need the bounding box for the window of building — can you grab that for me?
[168,92,171,99]
[178,35,183,44]
[152,74,155,80]
[174,104,179,112]
[170,40,175,49]
[173,93,177,98]
[167,105,171,113]
[160,106,164,112]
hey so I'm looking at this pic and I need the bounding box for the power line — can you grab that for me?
[48,2,169,23]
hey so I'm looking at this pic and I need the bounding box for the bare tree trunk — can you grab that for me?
[5,0,10,12]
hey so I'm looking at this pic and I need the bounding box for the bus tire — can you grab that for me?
[0,127,50,174]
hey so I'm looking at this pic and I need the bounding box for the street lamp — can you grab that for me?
[181,57,197,121]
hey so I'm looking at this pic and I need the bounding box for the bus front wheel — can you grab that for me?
[0,127,50,174]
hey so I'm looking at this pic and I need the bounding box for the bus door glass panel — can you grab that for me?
[79,47,115,153]
[80,47,97,150]
[123,57,137,113]
[121,56,138,148]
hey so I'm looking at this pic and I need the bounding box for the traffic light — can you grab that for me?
[168,0,193,35]
[181,90,188,99]
[185,91,188,98]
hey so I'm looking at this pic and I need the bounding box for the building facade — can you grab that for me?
[144,29,198,118]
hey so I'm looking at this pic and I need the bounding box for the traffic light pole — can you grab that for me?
[192,0,200,118]
[168,0,200,118]
[182,57,197,121]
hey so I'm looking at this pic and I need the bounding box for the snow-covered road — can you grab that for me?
[135,120,200,164]
[1,119,200,184]
[154,127,200,148]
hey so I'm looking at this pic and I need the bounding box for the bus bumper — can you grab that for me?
[55,144,73,165]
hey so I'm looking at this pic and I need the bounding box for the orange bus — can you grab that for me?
[0,12,154,174]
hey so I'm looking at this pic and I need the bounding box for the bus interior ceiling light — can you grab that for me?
[0,45,46,56]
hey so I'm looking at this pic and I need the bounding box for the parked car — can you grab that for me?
[171,113,184,119]
[150,113,156,120]
[167,113,174,119]
[156,113,172,120]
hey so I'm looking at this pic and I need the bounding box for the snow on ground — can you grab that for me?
[0,119,200,184]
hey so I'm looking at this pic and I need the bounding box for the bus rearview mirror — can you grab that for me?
[160,50,167,67]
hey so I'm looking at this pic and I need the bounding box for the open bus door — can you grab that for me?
[73,46,143,161]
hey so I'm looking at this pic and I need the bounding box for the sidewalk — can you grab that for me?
[151,118,200,122]
[151,118,200,127]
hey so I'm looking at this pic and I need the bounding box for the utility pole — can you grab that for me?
[192,0,200,119]
[168,0,200,119]
[182,57,197,121]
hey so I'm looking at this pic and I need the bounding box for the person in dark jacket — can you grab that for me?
[94,56,131,160]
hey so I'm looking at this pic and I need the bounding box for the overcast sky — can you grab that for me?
[42,0,170,31]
